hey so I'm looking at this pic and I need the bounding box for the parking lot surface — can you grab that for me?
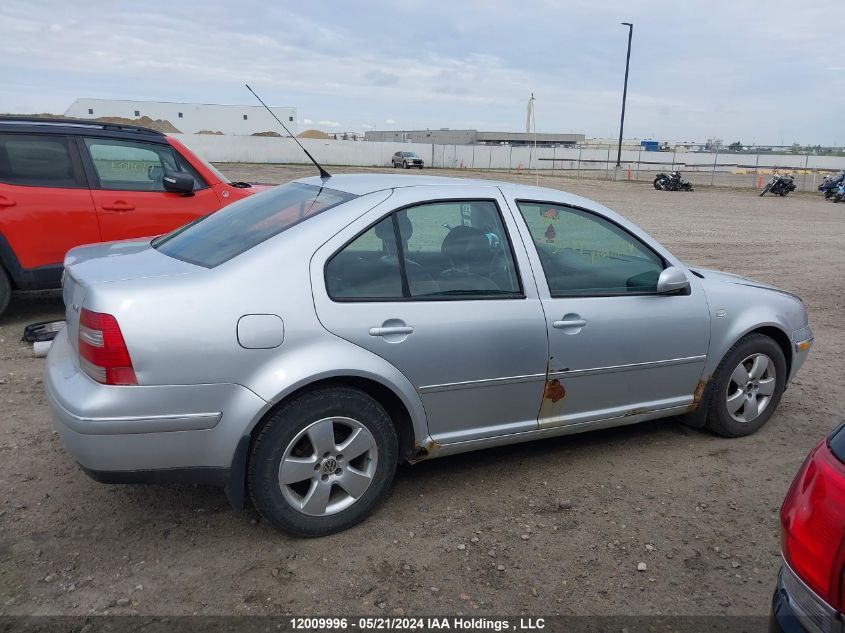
[1,165,843,616]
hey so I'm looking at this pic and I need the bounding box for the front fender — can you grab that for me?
[700,282,805,382]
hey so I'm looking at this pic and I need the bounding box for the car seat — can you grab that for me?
[438,225,501,292]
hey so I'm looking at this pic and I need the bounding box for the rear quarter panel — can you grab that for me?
[80,189,430,441]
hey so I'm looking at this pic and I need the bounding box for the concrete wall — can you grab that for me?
[66,99,297,136]
[365,130,477,145]
[172,133,845,175]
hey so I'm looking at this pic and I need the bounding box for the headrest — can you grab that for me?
[441,225,490,263]
[374,213,413,242]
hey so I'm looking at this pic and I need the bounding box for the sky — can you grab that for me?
[1,0,843,145]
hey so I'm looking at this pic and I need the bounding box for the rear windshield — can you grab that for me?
[153,182,355,267]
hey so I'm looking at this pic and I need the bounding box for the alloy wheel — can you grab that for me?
[277,416,378,516]
[725,353,777,424]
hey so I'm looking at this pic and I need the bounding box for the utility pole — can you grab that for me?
[616,22,634,173]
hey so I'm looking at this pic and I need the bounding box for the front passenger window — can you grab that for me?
[516,201,664,296]
[84,138,204,191]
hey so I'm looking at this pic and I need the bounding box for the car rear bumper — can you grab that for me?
[44,328,268,479]
[771,566,843,633]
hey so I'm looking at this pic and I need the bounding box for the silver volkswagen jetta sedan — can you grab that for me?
[45,174,813,536]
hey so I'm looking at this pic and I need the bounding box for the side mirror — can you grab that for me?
[162,171,194,195]
[656,266,690,294]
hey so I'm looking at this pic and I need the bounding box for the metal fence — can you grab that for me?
[176,134,845,192]
[423,144,845,192]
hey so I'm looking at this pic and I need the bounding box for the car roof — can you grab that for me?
[293,173,617,219]
[295,173,525,195]
[0,116,166,141]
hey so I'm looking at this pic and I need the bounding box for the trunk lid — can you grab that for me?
[62,238,201,355]
[64,238,200,285]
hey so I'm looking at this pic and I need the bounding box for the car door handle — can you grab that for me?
[0,197,16,207]
[102,201,135,211]
[369,326,414,337]
[553,318,587,329]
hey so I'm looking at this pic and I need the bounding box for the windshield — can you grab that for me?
[192,152,231,184]
[403,152,419,157]
[154,182,356,267]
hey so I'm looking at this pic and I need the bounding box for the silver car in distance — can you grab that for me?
[45,174,813,537]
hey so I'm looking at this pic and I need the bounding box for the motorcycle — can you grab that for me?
[759,172,796,197]
[833,182,845,203]
[819,173,844,199]
[653,171,694,191]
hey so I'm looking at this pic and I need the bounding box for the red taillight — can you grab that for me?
[781,438,845,612]
[78,309,137,386]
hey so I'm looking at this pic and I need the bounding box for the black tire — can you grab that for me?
[0,266,10,318]
[392,161,398,168]
[248,386,399,537]
[653,177,664,190]
[759,183,772,196]
[704,333,787,438]
[834,194,842,203]
[403,161,409,169]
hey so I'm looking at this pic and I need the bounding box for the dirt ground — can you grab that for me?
[1,165,843,618]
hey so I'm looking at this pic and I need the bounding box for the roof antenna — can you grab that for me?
[245,84,331,179]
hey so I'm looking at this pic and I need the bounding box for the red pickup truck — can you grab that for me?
[0,117,269,316]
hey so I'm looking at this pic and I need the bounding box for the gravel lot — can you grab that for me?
[1,165,843,617]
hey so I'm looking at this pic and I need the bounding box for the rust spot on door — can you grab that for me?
[543,379,566,403]
[624,407,646,417]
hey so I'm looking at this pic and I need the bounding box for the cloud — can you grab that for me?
[385,118,395,124]
[365,70,400,87]
[0,0,843,143]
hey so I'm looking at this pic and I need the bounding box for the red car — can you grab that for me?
[773,420,845,632]
[0,117,269,316]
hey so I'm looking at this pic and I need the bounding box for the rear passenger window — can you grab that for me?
[326,200,522,301]
[84,138,205,191]
[325,218,404,299]
[0,134,82,188]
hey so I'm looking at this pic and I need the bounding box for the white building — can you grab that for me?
[65,98,297,136]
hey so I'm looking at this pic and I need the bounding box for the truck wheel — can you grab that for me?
[704,334,787,437]
[0,266,11,318]
[248,386,399,537]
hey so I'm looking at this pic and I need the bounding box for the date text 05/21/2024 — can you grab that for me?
[289,618,547,631]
